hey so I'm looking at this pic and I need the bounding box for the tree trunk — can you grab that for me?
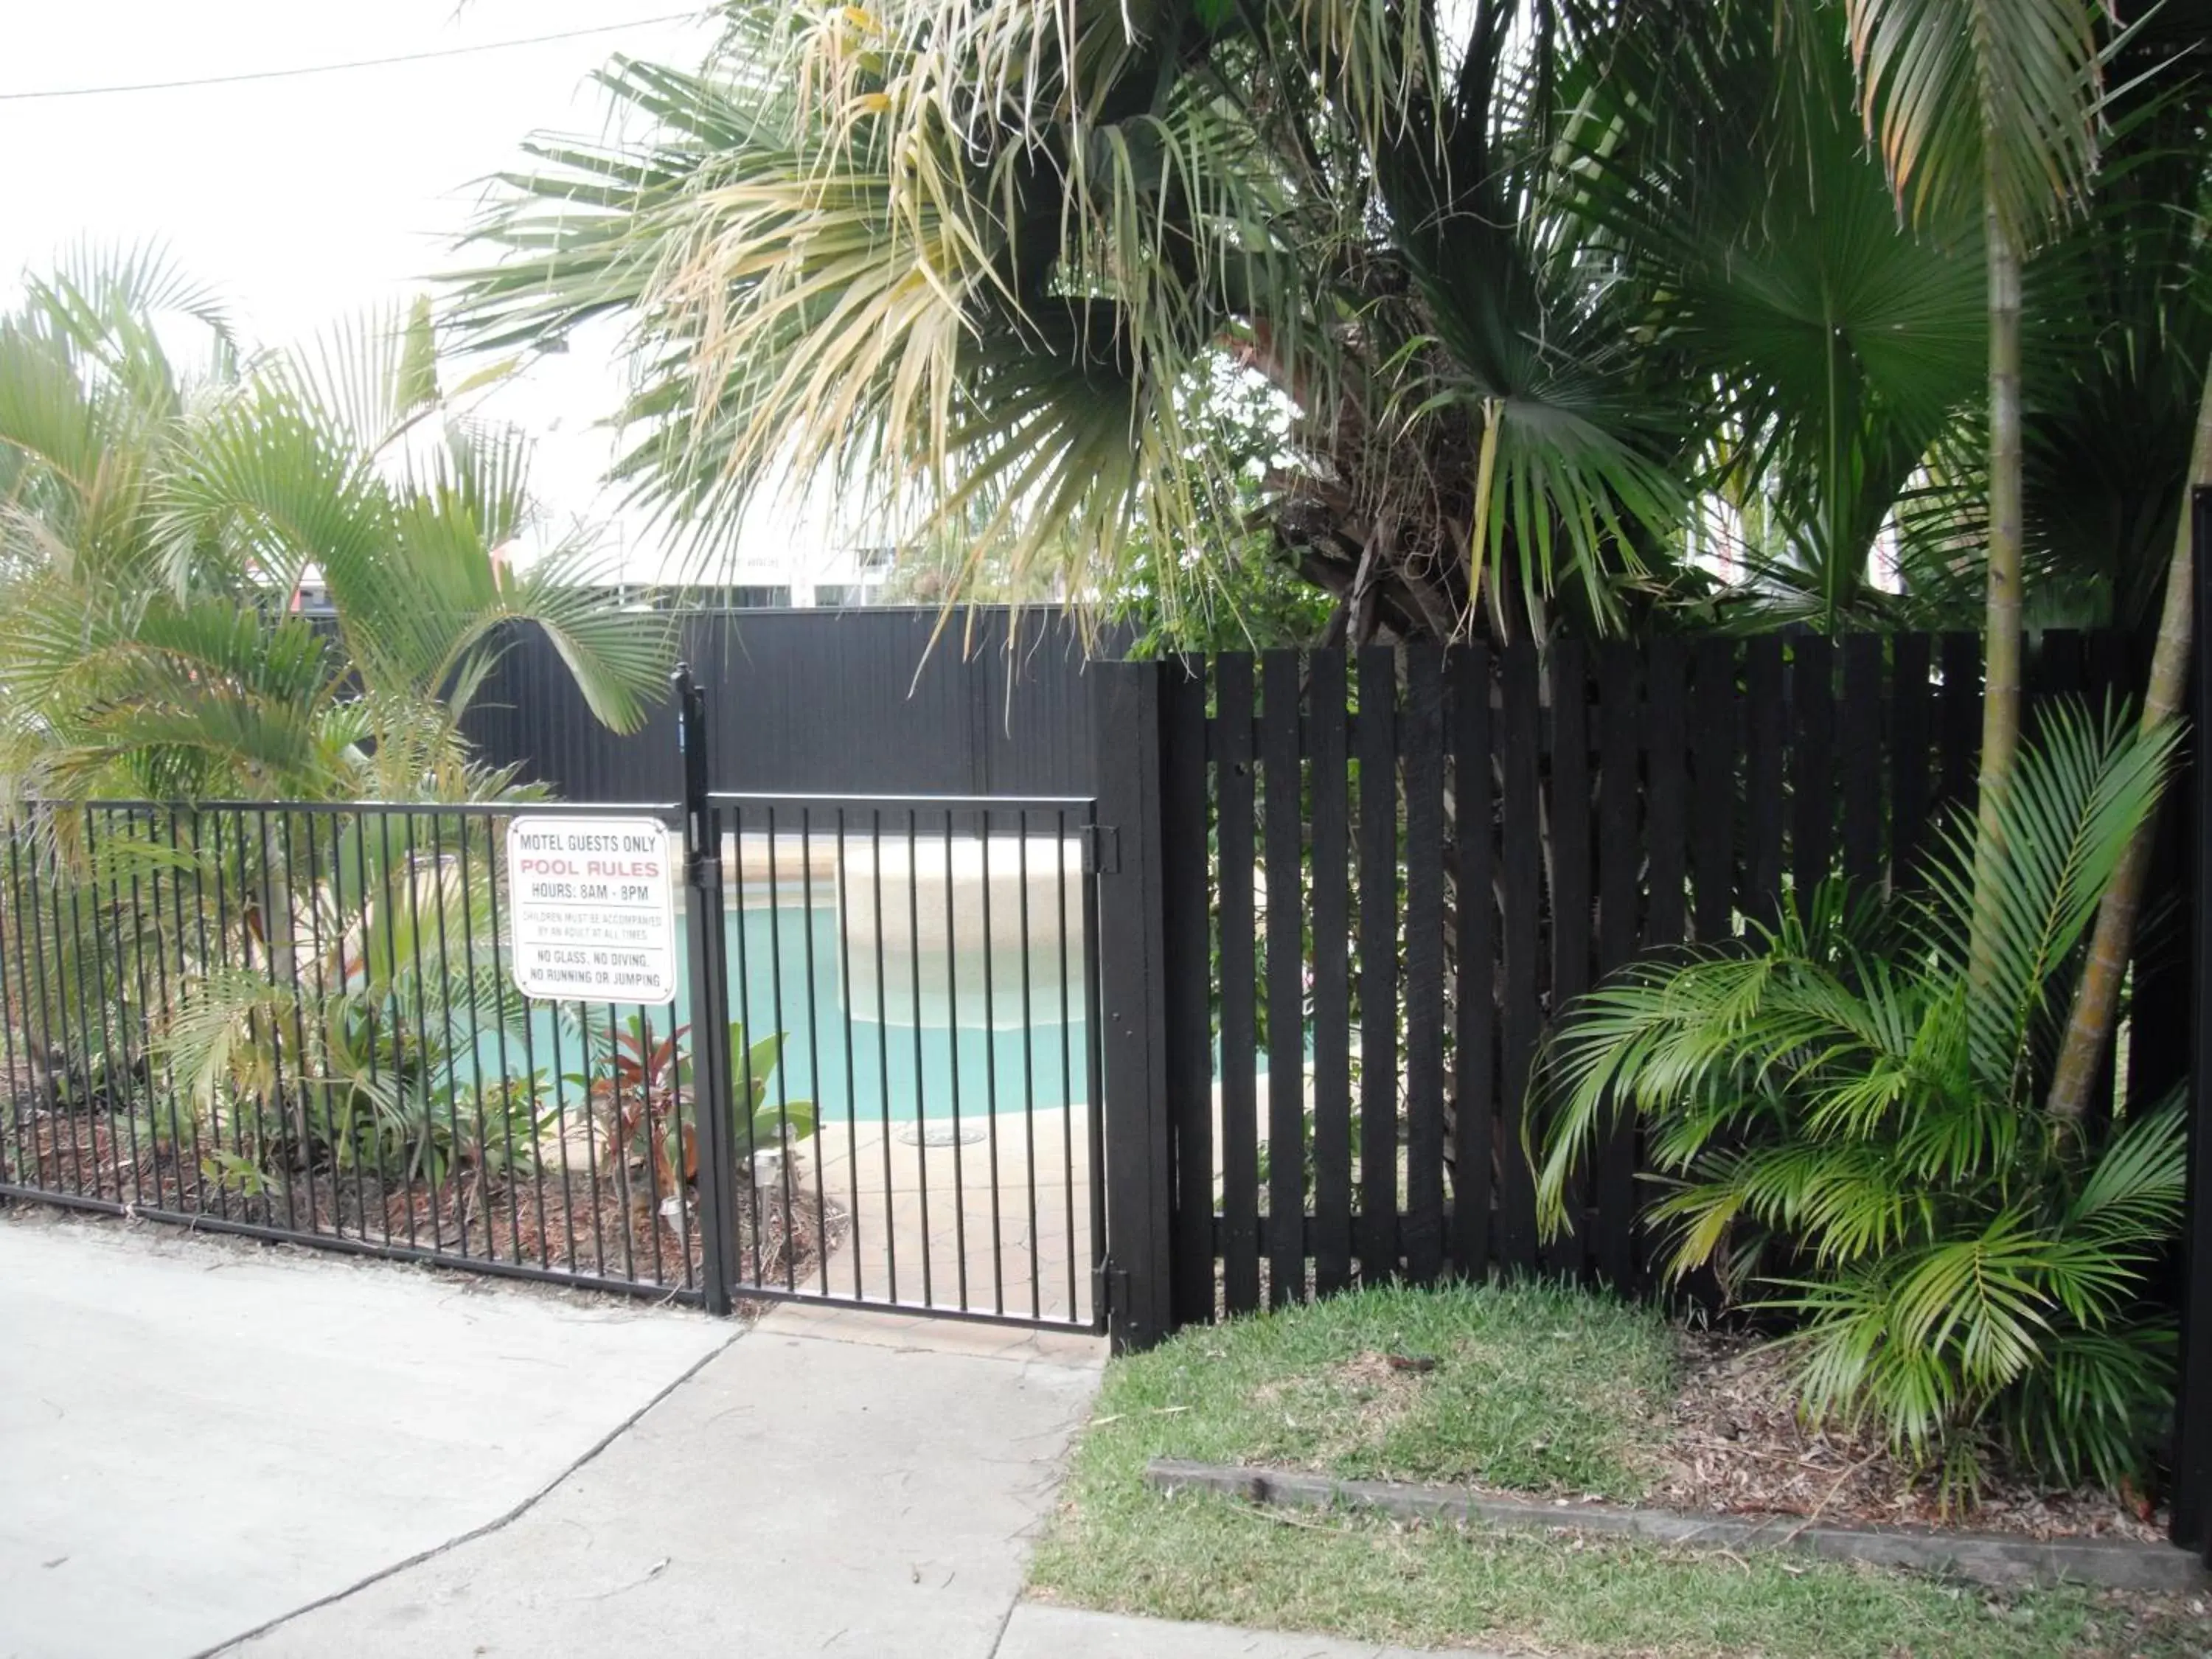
[2045,361,2212,1121]
[1969,200,2025,984]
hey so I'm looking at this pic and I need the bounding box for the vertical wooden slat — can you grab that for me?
[1216,655,1261,1314]
[1593,644,1641,1290]
[1309,652,1355,1295]
[1839,635,1884,894]
[2086,627,2134,712]
[1545,640,1591,1280]
[1938,631,1981,827]
[1891,632,1933,888]
[1449,645,1493,1281]
[1402,647,1447,1284]
[1691,639,1738,945]
[2176,486,2212,1560]
[1791,636,1834,900]
[2035,628,2086,706]
[1497,641,1543,1274]
[1644,640,1688,949]
[1161,659,1217,1327]
[1357,647,1400,1283]
[1745,637,1786,929]
[1262,650,1307,1304]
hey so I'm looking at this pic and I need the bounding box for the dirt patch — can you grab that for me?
[1645,1332,2168,1544]
[1252,1349,1433,1465]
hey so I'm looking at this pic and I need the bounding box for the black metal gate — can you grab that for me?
[672,670,1109,1331]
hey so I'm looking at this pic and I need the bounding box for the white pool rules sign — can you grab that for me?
[504,815,678,1004]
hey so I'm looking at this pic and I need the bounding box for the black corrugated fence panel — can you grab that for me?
[467,608,1126,799]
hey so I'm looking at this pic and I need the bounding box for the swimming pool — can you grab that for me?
[501,832,1095,1124]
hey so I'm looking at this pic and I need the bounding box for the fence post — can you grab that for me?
[676,663,739,1316]
[2176,488,2212,1560]
[1093,661,1177,1350]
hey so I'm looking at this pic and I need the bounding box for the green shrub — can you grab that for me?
[1531,703,2185,1498]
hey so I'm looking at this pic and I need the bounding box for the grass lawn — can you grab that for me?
[1027,1283,2209,1658]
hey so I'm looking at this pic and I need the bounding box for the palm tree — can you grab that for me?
[451,0,1733,646]
[0,251,675,804]
[1834,0,2112,984]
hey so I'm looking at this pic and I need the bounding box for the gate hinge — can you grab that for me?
[1093,1258,1127,1325]
[1082,824,1121,876]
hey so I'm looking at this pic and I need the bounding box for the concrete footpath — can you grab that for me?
[3,1214,1454,1658]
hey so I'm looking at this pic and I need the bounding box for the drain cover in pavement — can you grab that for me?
[893,1119,990,1147]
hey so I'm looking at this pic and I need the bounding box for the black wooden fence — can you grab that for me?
[467,607,1119,799]
[1090,629,2177,1325]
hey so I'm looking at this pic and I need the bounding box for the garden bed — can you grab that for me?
[1029,1283,2210,1658]
[7,1101,843,1298]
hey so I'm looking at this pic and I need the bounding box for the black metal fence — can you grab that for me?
[700,791,1106,1326]
[0,798,724,1301]
[0,696,1109,1332]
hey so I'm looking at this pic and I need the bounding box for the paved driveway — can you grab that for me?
[0,1215,732,1659]
[4,1212,1431,1659]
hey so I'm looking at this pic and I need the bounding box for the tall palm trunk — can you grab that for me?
[2046,364,2212,1120]
[1969,201,2026,981]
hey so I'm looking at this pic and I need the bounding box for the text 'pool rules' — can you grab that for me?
[504,815,678,1004]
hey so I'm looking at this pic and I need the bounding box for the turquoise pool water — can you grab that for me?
[499,900,1092,1123]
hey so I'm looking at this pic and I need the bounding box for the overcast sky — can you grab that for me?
[0,1,737,576]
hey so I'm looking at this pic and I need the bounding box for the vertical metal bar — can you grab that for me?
[441,814,492,1262]
[277,813,320,1237]
[63,813,108,1200]
[169,811,214,1218]
[572,998,611,1278]
[0,821,33,1192]
[1018,810,1040,1321]
[978,808,1005,1315]
[399,810,445,1255]
[869,810,899,1304]
[1057,808,1079,1320]
[906,809,933,1307]
[834,808,866,1303]
[637,1002,668,1288]
[21,822,68,1195]
[491,813,554,1271]
[941,807,970,1307]
[1080,801,1110,1335]
[604,1001,639,1284]
[372,812,420,1252]
[89,809,145,1211]
[300,812,347,1239]
[731,802,768,1289]
[765,808,799,1292]
[425,813,470,1259]
[349,814,386,1242]
[459,818,516,1265]
[251,808,300,1234]
[799,807,831,1295]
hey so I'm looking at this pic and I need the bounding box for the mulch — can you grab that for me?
[6,1102,844,1301]
[1648,1330,2171,1544]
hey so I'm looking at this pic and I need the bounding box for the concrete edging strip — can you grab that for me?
[1144,1458,2209,1593]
